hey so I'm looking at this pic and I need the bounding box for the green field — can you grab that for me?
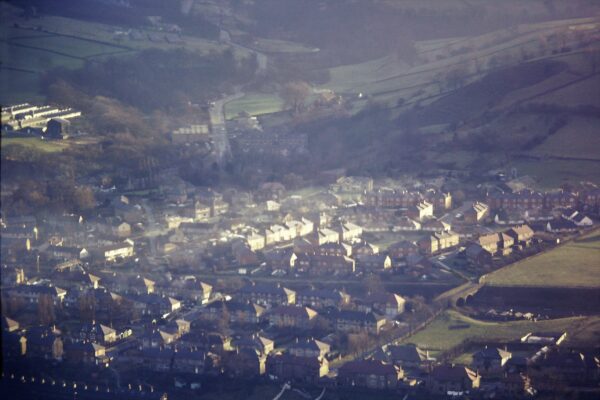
[530,116,600,161]
[0,2,235,104]
[1,137,70,153]
[401,310,599,356]
[483,231,600,288]
[251,37,318,53]
[224,93,284,119]
[512,158,600,188]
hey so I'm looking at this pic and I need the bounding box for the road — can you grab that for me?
[208,91,244,165]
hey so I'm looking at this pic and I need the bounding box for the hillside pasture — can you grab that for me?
[512,158,600,188]
[483,230,600,288]
[225,93,284,119]
[402,310,599,356]
[530,116,600,160]
[1,137,70,153]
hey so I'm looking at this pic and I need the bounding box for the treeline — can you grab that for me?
[43,48,257,112]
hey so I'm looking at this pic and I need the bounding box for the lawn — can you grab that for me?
[401,310,598,356]
[1,137,70,153]
[483,230,600,288]
[224,93,284,119]
[512,158,600,188]
[530,116,600,161]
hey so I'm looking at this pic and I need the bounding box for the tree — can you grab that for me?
[280,81,311,114]
[73,186,96,211]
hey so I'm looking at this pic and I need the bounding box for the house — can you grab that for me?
[65,342,108,365]
[112,221,131,238]
[426,364,480,395]
[388,240,419,259]
[425,191,453,211]
[296,288,350,308]
[194,201,211,222]
[477,232,514,256]
[353,242,379,256]
[311,228,340,246]
[3,331,27,357]
[287,338,330,359]
[165,278,212,304]
[2,316,20,333]
[315,242,352,257]
[356,254,392,271]
[95,239,134,262]
[232,334,274,355]
[295,253,355,276]
[331,176,373,194]
[6,285,67,305]
[337,222,363,242]
[227,347,267,377]
[203,300,266,324]
[472,346,512,373]
[392,216,421,231]
[46,245,89,261]
[546,217,578,233]
[140,329,177,348]
[246,232,265,251]
[408,201,433,221]
[238,283,296,307]
[45,117,71,139]
[232,243,259,266]
[418,231,460,255]
[505,225,534,247]
[387,344,430,368]
[268,306,318,328]
[563,210,593,227]
[521,331,567,346]
[464,202,489,224]
[465,244,492,266]
[421,219,451,232]
[363,189,422,208]
[334,311,386,334]
[285,218,314,237]
[267,353,328,383]
[338,360,403,390]
[132,347,174,371]
[77,322,117,345]
[544,190,577,209]
[487,190,544,210]
[359,292,406,317]
[264,248,298,271]
[26,326,63,360]
[173,347,210,374]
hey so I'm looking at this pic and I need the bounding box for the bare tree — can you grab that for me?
[280,81,312,114]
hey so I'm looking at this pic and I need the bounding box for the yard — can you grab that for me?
[224,93,284,120]
[401,309,599,357]
[482,230,600,288]
[1,137,71,153]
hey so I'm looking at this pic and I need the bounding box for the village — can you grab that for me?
[2,111,600,398]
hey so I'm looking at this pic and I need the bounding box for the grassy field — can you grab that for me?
[1,137,70,153]
[224,93,284,119]
[530,116,600,161]
[482,230,600,288]
[250,37,318,53]
[512,158,600,188]
[0,2,237,104]
[401,309,599,356]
